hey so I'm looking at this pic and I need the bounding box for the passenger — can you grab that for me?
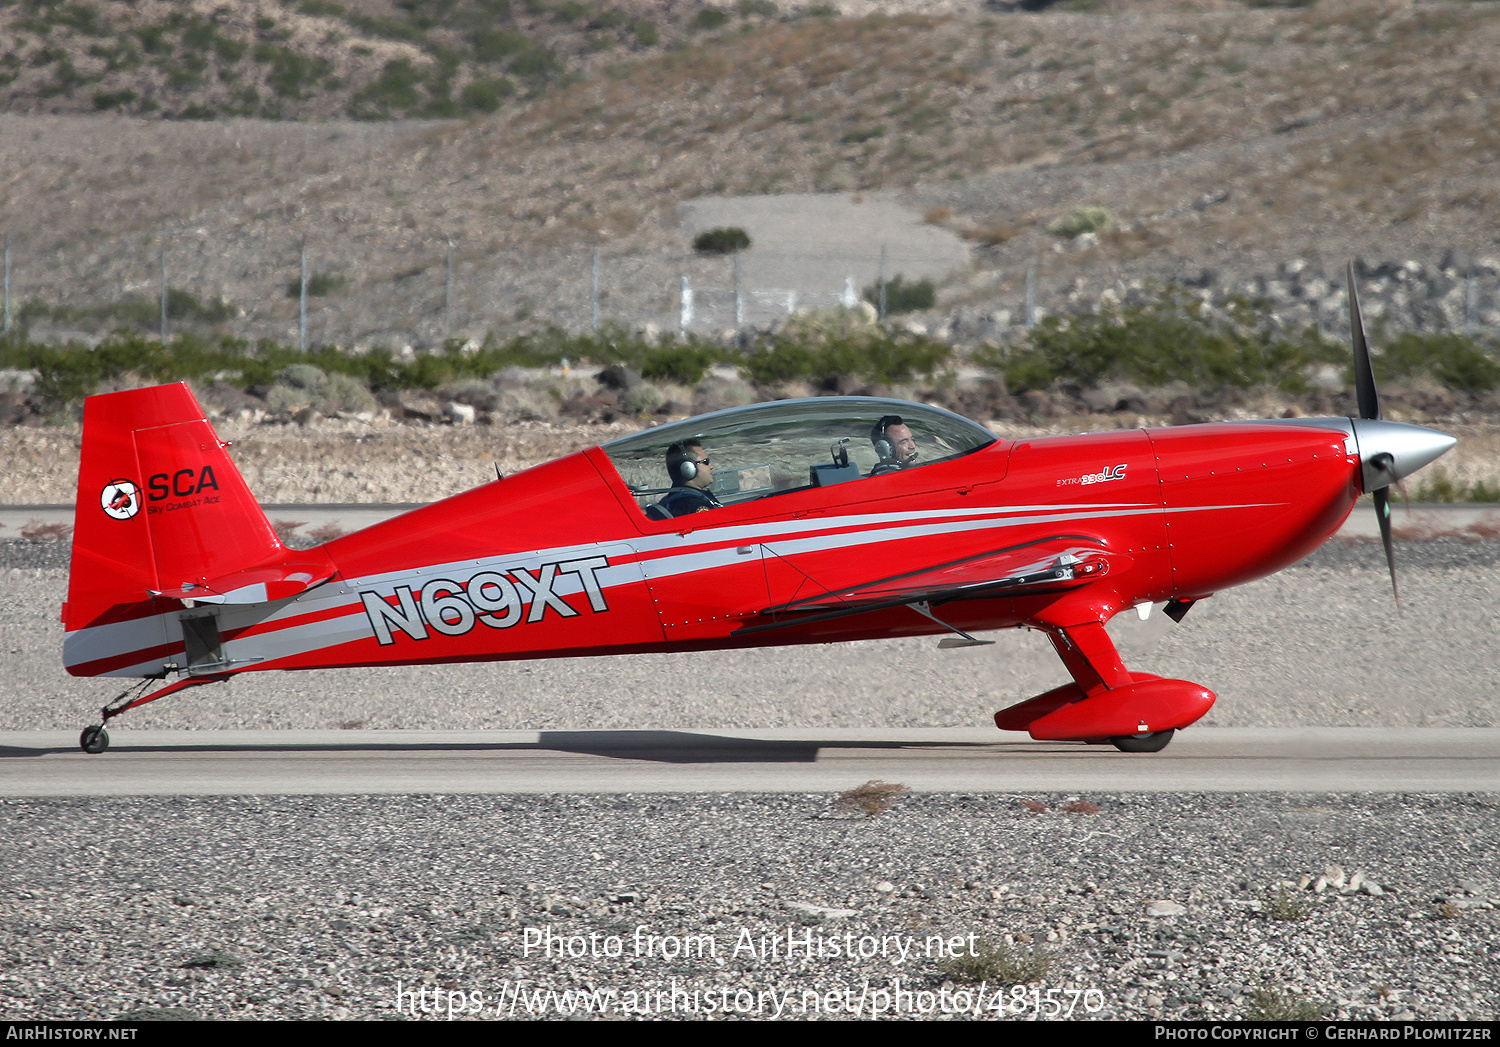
[653,440,724,517]
[869,415,919,475]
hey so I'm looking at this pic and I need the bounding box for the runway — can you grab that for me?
[4,727,1498,796]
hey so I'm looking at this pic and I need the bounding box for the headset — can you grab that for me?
[870,415,905,463]
[666,441,704,485]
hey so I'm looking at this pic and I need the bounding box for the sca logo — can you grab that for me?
[148,466,220,501]
[100,480,141,520]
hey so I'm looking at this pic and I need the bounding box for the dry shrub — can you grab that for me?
[923,205,953,225]
[1391,519,1452,541]
[272,519,307,546]
[1100,226,1174,258]
[1245,985,1323,1021]
[1019,799,1049,814]
[962,220,1023,247]
[306,522,348,544]
[942,940,1052,985]
[1466,515,1500,540]
[1063,800,1103,814]
[19,520,72,543]
[834,780,910,817]
[1263,886,1310,921]
[496,387,561,423]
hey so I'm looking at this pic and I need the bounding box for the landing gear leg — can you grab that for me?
[80,673,231,754]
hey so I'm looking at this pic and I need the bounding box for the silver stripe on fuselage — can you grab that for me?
[66,499,1274,673]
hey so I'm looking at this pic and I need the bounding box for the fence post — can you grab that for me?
[1025,267,1036,329]
[592,249,600,335]
[734,251,743,327]
[299,239,308,351]
[680,276,692,337]
[878,243,887,321]
[842,276,857,310]
[445,241,454,341]
[1467,271,1477,337]
[159,239,168,343]
[3,232,10,335]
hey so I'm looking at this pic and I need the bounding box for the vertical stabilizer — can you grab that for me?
[66,383,284,637]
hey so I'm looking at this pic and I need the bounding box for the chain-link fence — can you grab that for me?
[2,230,1498,349]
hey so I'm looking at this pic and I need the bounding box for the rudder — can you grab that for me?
[65,383,288,670]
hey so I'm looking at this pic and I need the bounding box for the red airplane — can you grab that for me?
[64,270,1454,754]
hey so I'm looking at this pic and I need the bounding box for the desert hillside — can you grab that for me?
[0,0,1497,348]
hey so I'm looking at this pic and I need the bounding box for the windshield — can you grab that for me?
[602,397,996,520]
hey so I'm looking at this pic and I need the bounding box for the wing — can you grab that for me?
[735,535,1128,636]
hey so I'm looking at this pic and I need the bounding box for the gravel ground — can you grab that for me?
[0,793,1496,1021]
[3,539,1497,733]
[3,539,1497,1022]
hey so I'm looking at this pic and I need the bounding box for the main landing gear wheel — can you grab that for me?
[79,725,110,754]
[1111,729,1174,753]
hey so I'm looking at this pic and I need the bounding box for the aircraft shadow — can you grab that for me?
[0,730,1024,764]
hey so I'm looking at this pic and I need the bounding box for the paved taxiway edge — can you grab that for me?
[3,727,1498,796]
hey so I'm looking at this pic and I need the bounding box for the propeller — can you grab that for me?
[1348,262,1400,607]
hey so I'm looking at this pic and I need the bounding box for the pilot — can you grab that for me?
[869,415,919,475]
[652,440,724,518]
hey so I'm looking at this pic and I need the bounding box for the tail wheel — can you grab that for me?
[1111,729,1174,753]
[79,725,110,754]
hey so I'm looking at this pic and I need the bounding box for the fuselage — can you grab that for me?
[64,414,1363,679]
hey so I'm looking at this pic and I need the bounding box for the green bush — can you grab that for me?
[507,47,561,82]
[639,344,722,385]
[470,28,532,63]
[92,89,138,110]
[285,272,347,298]
[742,327,952,385]
[1375,330,1500,391]
[1047,205,1113,238]
[692,227,751,254]
[863,275,935,315]
[253,44,333,99]
[1406,468,1500,503]
[630,18,659,45]
[165,289,235,323]
[690,7,730,30]
[985,286,1345,393]
[460,76,514,112]
[349,57,423,116]
[0,321,938,413]
[11,290,232,332]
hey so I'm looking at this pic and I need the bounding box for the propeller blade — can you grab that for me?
[1374,486,1399,608]
[1348,262,1380,421]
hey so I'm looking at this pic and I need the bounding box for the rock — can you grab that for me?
[1145,900,1187,916]
[445,402,476,425]
[785,903,859,919]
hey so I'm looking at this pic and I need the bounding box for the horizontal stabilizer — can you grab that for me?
[149,551,337,605]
